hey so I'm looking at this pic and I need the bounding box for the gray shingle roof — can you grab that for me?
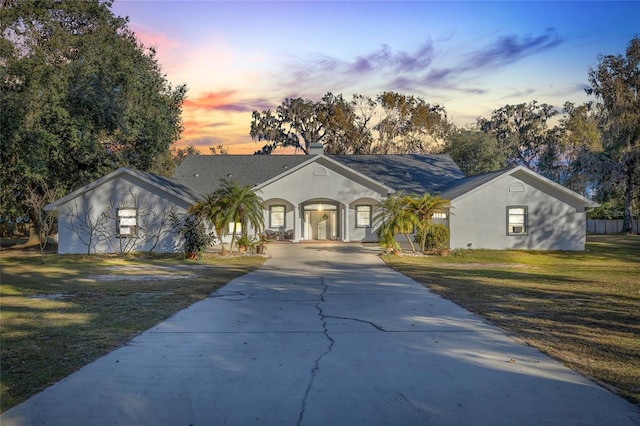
[133,169,200,202]
[46,167,199,210]
[331,154,464,195]
[439,168,510,200]
[173,156,310,197]
[173,154,465,197]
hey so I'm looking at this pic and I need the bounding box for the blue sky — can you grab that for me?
[110,1,640,153]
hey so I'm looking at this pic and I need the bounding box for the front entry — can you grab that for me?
[303,203,339,240]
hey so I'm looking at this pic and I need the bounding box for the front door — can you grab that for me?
[303,203,339,240]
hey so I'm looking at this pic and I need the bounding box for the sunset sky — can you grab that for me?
[110,1,639,154]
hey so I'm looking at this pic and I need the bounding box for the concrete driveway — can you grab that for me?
[3,243,639,426]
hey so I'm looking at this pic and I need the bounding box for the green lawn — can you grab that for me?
[382,234,640,407]
[0,250,265,412]
[2,236,639,412]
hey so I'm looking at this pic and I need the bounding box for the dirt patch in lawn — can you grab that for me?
[432,263,531,269]
[86,264,225,282]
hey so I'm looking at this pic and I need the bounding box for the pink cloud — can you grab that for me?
[183,91,239,111]
[129,22,178,50]
[127,22,182,71]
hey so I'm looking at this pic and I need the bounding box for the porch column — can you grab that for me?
[342,203,350,242]
[292,204,300,242]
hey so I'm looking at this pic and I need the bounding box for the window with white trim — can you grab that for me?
[432,212,448,219]
[270,205,285,228]
[356,205,372,228]
[117,208,137,237]
[228,222,242,234]
[507,206,527,235]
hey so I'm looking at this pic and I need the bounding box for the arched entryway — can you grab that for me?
[302,201,340,241]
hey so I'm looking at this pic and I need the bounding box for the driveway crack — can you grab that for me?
[324,315,387,332]
[297,276,334,426]
[210,290,254,300]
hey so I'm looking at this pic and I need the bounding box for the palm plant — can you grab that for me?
[190,180,265,253]
[215,179,265,252]
[374,193,417,252]
[407,193,449,252]
[189,193,229,254]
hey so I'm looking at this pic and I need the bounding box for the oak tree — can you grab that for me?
[374,91,449,154]
[479,101,559,172]
[251,91,447,155]
[0,0,186,243]
[251,96,327,155]
[586,36,640,233]
[444,127,504,175]
[555,102,602,194]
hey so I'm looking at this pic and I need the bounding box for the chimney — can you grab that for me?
[309,143,324,155]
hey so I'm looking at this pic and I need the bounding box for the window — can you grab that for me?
[313,166,328,176]
[509,182,526,192]
[432,212,448,219]
[507,206,527,235]
[356,205,372,227]
[228,222,242,234]
[117,208,137,237]
[270,205,285,228]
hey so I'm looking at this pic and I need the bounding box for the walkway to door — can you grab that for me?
[2,243,639,425]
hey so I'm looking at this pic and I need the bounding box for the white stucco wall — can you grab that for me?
[56,174,191,254]
[258,159,388,242]
[349,198,381,242]
[260,199,295,238]
[448,172,587,251]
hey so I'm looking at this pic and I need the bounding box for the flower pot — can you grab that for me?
[186,251,198,260]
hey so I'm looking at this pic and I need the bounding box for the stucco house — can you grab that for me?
[46,143,598,253]
[45,168,197,254]
[441,166,598,250]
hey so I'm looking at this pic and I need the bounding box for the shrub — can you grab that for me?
[416,224,450,251]
[171,214,215,260]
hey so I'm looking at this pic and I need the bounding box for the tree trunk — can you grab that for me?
[420,228,428,253]
[25,222,43,246]
[622,159,636,234]
[13,209,43,248]
[402,233,416,252]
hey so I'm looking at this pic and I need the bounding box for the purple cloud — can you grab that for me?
[499,88,537,100]
[464,28,562,71]
[461,87,488,95]
[422,67,454,85]
[276,29,563,99]
[347,41,435,75]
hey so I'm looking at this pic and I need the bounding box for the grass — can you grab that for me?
[0,249,265,412]
[382,234,640,407]
[2,237,638,412]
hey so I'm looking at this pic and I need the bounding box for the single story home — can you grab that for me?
[45,168,197,254]
[46,143,598,253]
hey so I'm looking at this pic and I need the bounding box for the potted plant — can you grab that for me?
[235,234,256,253]
[256,233,269,254]
[378,232,400,255]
